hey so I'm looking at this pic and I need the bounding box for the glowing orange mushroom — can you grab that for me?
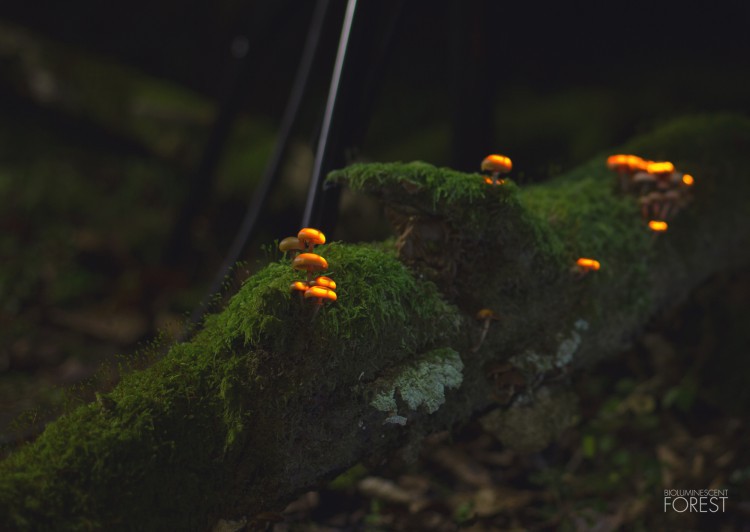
[626,155,649,172]
[298,228,326,250]
[293,253,328,284]
[313,276,336,290]
[608,154,647,173]
[481,154,512,185]
[304,286,337,304]
[682,174,695,186]
[609,154,650,192]
[646,161,675,175]
[576,258,601,272]
[290,281,309,296]
[293,253,328,272]
[648,220,668,232]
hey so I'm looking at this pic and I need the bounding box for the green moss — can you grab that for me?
[328,161,521,232]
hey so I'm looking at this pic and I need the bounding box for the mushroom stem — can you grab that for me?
[471,319,491,352]
[471,309,498,352]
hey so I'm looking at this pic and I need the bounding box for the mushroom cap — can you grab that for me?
[476,308,498,320]
[290,281,309,293]
[646,161,675,175]
[298,228,326,246]
[608,154,648,172]
[481,154,512,173]
[279,236,305,253]
[606,154,628,170]
[292,253,328,272]
[626,155,649,172]
[313,276,336,290]
[648,220,668,232]
[305,286,337,302]
[682,174,695,186]
[576,258,601,271]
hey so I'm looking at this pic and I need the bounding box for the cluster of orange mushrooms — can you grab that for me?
[279,227,337,308]
[607,154,695,233]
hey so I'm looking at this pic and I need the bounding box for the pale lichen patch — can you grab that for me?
[512,318,590,375]
[369,348,463,418]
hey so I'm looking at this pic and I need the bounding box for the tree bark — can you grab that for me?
[2,115,749,531]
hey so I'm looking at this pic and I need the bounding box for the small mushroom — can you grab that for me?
[312,276,336,290]
[297,227,326,251]
[279,236,305,257]
[472,308,500,352]
[290,281,309,300]
[572,257,601,279]
[648,220,668,233]
[682,173,695,187]
[293,253,328,283]
[659,189,682,220]
[607,154,647,191]
[646,161,674,176]
[632,171,657,195]
[305,286,337,303]
[639,190,666,220]
[481,154,512,185]
[575,258,600,272]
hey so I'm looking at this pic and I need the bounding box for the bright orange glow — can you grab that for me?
[648,220,668,232]
[607,154,628,169]
[607,154,647,172]
[279,236,305,253]
[481,154,512,173]
[314,276,336,290]
[305,286,337,302]
[292,253,328,271]
[290,281,309,293]
[576,258,601,271]
[646,161,675,175]
[483,176,506,185]
[682,174,695,186]
[626,155,649,171]
[297,227,326,246]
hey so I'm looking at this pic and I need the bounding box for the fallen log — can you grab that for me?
[1,114,749,530]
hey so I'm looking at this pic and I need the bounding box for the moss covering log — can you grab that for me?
[2,115,750,530]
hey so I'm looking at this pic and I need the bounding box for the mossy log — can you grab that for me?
[2,115,750,530]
